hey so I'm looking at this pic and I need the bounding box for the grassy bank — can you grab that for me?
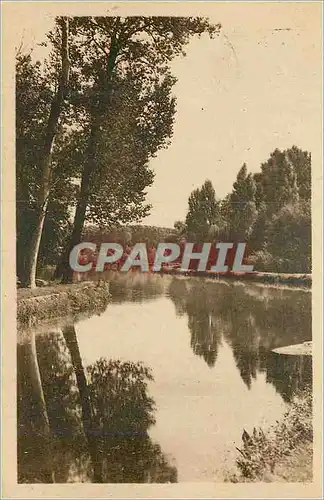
[228,388,313,482]
[17,281,111,327]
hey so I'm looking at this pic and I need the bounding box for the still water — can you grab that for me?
[17,273,312,483]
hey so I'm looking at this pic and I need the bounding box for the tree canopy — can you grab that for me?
[16,15,221,285]
[178,146,311,273]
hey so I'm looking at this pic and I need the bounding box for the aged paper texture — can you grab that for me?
[2,1,323,498]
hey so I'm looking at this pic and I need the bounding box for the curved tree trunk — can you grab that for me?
[23,17,70,288]
[62,324,103,482]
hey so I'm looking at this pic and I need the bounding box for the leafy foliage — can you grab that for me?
[16,53,78,279]
[83,224,176,246]
[226,163,258,240]
[16,16,220,284]
[185,180,223,239]
[179,146,311,273]
[87,358,156,437]
[264,201,311,273]
[58,16,220,271]
[17,15,311,280]
[167,276,312,393]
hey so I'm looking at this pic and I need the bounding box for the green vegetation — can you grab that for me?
[185,180,223,240]
[16,16,220,287]
[176,146,311,274]
[17,274,312,482]
[16,15,311,286]
[229,388,312,482]
[83,224,178,247]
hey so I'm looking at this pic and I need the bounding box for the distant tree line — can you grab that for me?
[82,224,177,247]
[175,146,311,273]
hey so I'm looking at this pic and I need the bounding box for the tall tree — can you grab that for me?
[81,72,177,228]
[53,16,220,282]
[255,148,300,215]
[228,163,258,240]
[185,179,221,239]
[16,52,84,281]
[285,145,311,201]
[20,17,70,288]
[250,146,310,257]
[16,53,49,283]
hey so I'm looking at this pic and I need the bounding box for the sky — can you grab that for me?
[14,2,322,228]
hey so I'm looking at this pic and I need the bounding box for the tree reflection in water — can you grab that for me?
[86,357,176,483]
[167,277,312,397]
[107,271,165,305]
[17,330,177,484]
[266,352,312,402]
[18,275,312,483]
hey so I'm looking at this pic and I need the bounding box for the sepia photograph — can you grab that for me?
[1,1,323,498]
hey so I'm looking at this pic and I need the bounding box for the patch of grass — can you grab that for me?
[229,388,313,482]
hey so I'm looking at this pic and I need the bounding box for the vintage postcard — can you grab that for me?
[1,1,323,498]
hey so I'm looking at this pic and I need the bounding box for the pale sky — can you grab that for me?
[13,2,322,228]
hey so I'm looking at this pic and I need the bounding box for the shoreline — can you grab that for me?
[17,269,311,326]
[159,268,312,288]
[17,281,111,328]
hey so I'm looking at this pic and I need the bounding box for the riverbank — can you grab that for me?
[160,268,312,288]
[17,268,310,326]
[36,265,312,289]
[228,388,313,482]
[17,281,111,327]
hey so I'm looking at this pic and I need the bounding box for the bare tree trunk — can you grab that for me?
[23,17,70,288]
[62,324,103,483]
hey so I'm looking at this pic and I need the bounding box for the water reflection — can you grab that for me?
[266,353,312,402]
[107,271,165,304]
[18,328,177,483]
[17,332,81,483]
[167,277,312,398]
[17,274,312,483]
